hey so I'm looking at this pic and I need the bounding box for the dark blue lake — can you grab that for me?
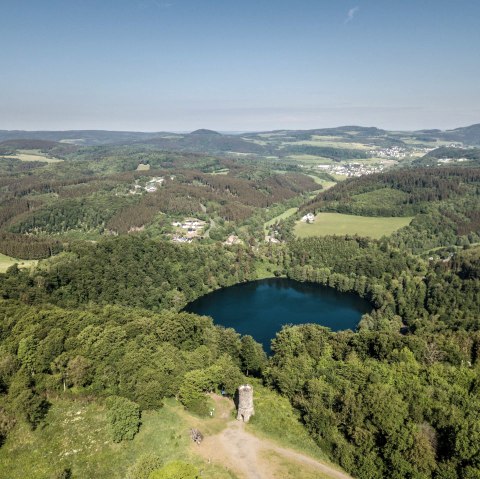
[184,278,371,352]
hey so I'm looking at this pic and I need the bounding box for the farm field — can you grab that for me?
[294,212,413,239]
[3,149,63,163]
[285,139,373,150]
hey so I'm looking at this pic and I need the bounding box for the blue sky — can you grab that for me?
[1,0,479,131]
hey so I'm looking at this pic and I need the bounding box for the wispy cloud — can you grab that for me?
[153,0,175,8]
[138,0,175,9]
[345,6,359,24]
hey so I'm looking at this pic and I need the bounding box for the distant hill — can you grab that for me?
[0,139,78,157]
[0,139,60,150]
[444,124,480,145]
[0,130,164,146]
[0,123,479,153]
[190,129,222,136]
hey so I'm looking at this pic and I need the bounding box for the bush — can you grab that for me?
[105,396,141,442]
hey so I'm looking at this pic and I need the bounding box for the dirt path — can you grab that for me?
[193,397,353,479]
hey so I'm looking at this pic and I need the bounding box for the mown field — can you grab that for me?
[294,212,413,239]
[3,149,63,163]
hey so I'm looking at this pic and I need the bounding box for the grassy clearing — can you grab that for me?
[0,396,235,479]
[287,139,372,150]
[0,253,37,273]
[307,175,337,191]
[285,154,334,164]
[209,168,230,175]
[319,181,337,190]
[294,212,413,239]
[136,163,151,171]
[254,259,278,279]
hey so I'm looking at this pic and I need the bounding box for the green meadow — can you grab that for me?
[294,212,413,239]
[0,253,37,273]
[0,397,230,479]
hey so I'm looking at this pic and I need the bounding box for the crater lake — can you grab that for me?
[184,278,371,352]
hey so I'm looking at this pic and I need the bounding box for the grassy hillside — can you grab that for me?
[0,387,345,479]
[0,397,192,479]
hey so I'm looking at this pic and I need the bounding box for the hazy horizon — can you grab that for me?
[2,0,479,131]
[0,121,478,135]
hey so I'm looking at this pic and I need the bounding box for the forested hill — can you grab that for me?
[304,166,480,216]
[415,147,480,166]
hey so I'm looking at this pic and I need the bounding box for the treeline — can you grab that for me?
[0,233,62,260]
[0,157,47,174]
[182,170,317,208]
[389,200,480,253]
[0,175,94,201]
[63,145,224,173]
[0,199,63,259]
[9,195,136,235]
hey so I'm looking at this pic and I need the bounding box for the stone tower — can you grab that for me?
[237,384,254,422]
